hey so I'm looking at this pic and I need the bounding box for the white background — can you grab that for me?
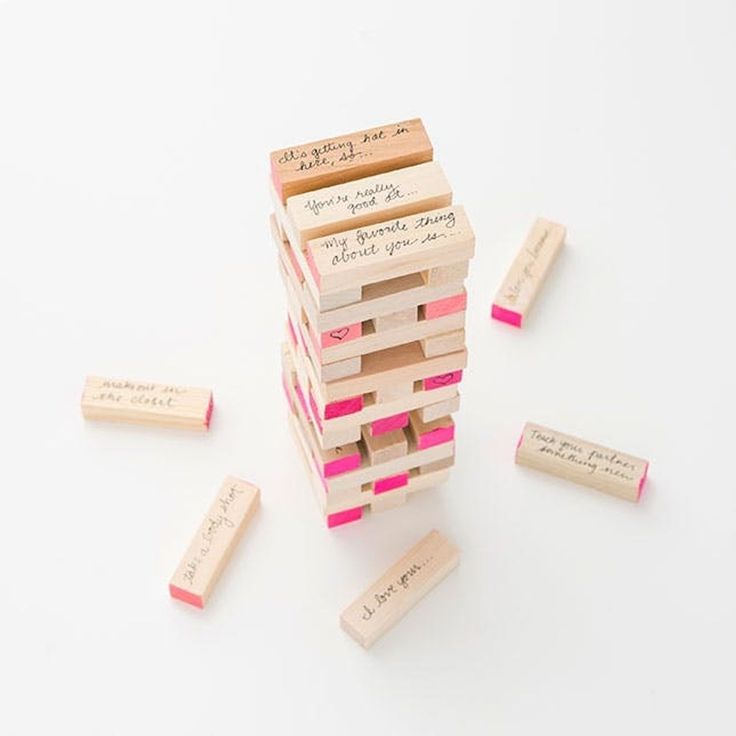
[1,1,735,734]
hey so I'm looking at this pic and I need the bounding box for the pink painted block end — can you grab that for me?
[491,303,522,328]
[323,452,361,478]
[327,506,363,528]
[423,370,463,391]
[417,424,455,450]
[374,472,409,494]
[324,395,364,420]
[425,292,467,320]
[286,243,304,282]
[169,584,204,609]
[321,322,362,348]
[637,462,649,501]
[306,246,322,289]
[286,316,297,347]
[204,394,214,429]
[370,411,409,436]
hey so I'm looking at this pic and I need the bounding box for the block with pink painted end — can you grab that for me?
[637,462,649,501]
[307,390,323,431]
[491,303,522,328]
[424,291,467,320]
[409,411,455,450]
[324,395,364,420]
[370,411,409,437]
[423,370,463,391]
[322,448,362,479]
[305,246,321,289]
[327,506,363,528]
[320,322,362,348]
[285,240,305,282]
[286,316,298,346]
[204,395,214,429]
[373,472,409,494]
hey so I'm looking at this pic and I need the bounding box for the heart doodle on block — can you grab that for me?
[329,328,350,341]
[432,373,456,386]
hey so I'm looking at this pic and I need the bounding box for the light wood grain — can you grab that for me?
[287,161,452,249]
[81,375,212,432]
[422,261,469,286]
[169,477,259,608]
[420,328,466,358]
[515,422,649,502]
[340,530,459,648]
[374,307,417,333]
[362,426,408,464]
[306,204,472,293]
[270,118,433,202]
[418,395,460,423]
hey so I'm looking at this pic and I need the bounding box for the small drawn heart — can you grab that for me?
[432,373,455,386]
[329,328,350,341]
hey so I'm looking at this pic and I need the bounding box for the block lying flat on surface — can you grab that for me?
[492,218,566,328]
[515,422,649,502]
[340,529,460,648]
[81,376,213,431]
[288,161,452,248]
[270,118,433,202]
[169,477,260,608]
[306,204,473,293]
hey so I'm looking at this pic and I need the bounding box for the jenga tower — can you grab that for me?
[270,119,474,528]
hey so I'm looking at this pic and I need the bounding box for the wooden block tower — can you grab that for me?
[270,119,474,528]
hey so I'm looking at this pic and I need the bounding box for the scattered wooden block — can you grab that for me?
[306,204,473,293]
[81,376,213,432]
[340,529,460,648]
[418,394,460,423]
[515,422,649,502]
[492,218,566,328]
[420,328,466,358]
[169,477,260,608]
[422,261,469,286]
[362,426,408,464]
[373,307,417,333]
[270,119,433,202]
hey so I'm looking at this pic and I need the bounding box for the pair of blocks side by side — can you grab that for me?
[340,529,459,648]
[169,476,260,608]
[492,218,566,328]
[81,376,213,432]
[516,422,649,502]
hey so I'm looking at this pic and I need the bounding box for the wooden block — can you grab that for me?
[422,261,469,287]
[340,529,460,648]
[420,328,466,358]
[423,370,463,391]
[373,472,409,494]
[316,322,363,349]
[370,486,408,513]
[361,426,408,464]
[370,411,409,436]
[169,477,260,608]
[288,161,453,249]
[515,422,649,502]
[418,456,455,474]
[270,119,433,203]
[422,290,467,320]
[373,307,417,333]
[418,395,460,423]
[407,465,450,490]
[375,382,414,403]
[81,376,213,432]
[409,412,455,450]
[320,355,363,382]
[492,218,566,328]
[306,204,474,294]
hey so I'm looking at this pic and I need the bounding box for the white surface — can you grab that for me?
[1,1,735,734]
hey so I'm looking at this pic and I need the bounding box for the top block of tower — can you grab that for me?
[270,119,434,202]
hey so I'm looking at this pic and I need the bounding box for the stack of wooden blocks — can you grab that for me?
[269,119,474,528]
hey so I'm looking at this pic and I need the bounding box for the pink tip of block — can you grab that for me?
[417,424,455,450]
[323,452,361,478]
[204,394,214,428]
[491,304,522,327]
[306,246,322,288]
[169,584,204,609]
[327,506,363,528]
[307,391,323,431]
[637,462,649,501]
[424,292,467,320]
[374,472,409,494]
[324,395,364,420]
[516,431,524,450]
[286,316,297,346]
[423,370,463,391]
[371,412,409,436]
[270,161,283,201]
[286,242,304,281]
